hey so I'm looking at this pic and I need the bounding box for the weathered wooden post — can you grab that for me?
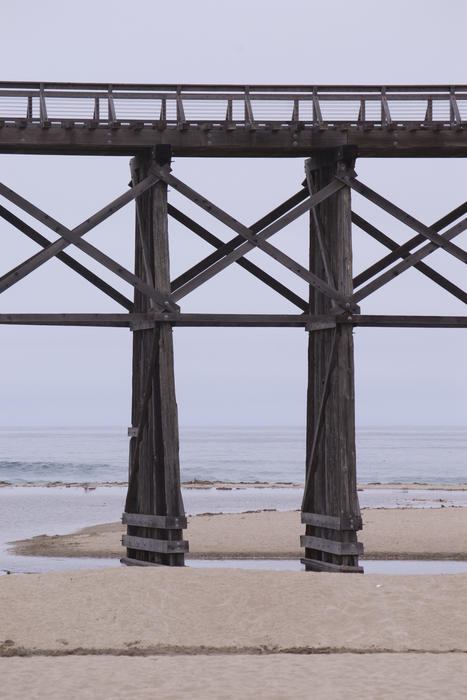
[301,146,363,573]
[122,145,188,566]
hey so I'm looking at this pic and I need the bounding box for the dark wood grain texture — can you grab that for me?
[124,149,186,566]
[0,313,464,328]
[302,147,363,573]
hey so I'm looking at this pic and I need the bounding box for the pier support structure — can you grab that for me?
[123,147,187,566]
[301,148,363,572]
[0,87,465,571]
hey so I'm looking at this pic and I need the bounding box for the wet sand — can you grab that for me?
[10,506,467,560]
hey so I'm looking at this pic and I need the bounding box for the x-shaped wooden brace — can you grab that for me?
[352,206,467,305]
[0,167,179,312]
[150,162,361,314]
[336,175,467,304]
[0,203,134,310]
[169,189,311,312]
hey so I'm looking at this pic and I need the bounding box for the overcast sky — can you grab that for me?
[0,0,466,427]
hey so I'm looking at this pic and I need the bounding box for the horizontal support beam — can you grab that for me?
[0,313,135,327]
[120,557,163,568]
[301,511,362,531]
[301,512,340,529]
[0,313,465,328]
[0,312,320,328]
[122,512,187,529]
[122,534,188,554]
[3,124,467,158]
[300,535,364,556]
[131,313,314,328]
[305,321,336,331]
[300,557,364,573]
[349,314,467,328]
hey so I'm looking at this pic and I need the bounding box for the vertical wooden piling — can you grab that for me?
[123,146,187,566]
[301,147,363,573]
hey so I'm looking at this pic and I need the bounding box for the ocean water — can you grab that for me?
[1,485,467,574]
[0,425,465,485]
[0,426,465,575]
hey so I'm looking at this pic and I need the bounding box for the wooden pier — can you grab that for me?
[0,83,466,571]
[1,83,467,157]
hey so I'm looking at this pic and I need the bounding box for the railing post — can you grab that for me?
[312,88,323,126]
[450,87,461,127]
[176,87,186,130]
[26,95,33,121]
[424,98,433,125]
[357,98,365,125]
[39,84,49,128]
[93,96,100,122]
[381,87,391,127]
[244,86,255,128]
[107,86,117,125]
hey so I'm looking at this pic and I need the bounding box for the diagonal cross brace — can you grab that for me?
[173,182,355,310]
[353,216,467,303]
[169,202,310,312]
[341,176,467,264]
[352,201,467,286]
[151,163,358,312]
[352,199,467,287]
[169,187,309,291]
[352,212,467,305]
[0,203,134,311]
[0,174,179,312]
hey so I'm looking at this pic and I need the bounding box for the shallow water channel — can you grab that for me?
[189,559,467,574]
[1,485,467,575]
[3,558,467,576]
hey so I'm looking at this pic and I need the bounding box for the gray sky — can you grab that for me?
[0,0,466,427]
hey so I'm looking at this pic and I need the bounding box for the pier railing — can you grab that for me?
[0,83,466,129]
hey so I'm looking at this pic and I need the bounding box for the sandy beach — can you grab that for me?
[3,566,467,653]
[4,504,467,697]
[3,654,467,700]
[10,506,467,560]
[3,499,467,697]
[1,567,467,698]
